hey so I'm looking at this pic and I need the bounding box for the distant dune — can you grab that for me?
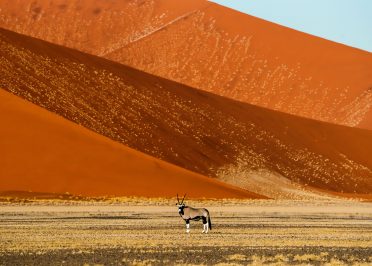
[1,0,371,129]
[0,89,259,198]
[1,28,371,199]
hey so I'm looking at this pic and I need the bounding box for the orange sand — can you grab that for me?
[1,0,371,128]
[0,89,262,198]
[1,28,372,197]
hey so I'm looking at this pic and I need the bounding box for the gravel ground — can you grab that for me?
[0,200,371,265]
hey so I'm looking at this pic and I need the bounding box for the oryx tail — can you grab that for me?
[207,210,212,230]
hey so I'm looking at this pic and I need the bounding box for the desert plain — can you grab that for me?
[1,198,371,266]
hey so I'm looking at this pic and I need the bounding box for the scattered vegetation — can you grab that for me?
[1,29,371,198]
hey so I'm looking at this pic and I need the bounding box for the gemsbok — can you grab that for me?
[176,194,212,233]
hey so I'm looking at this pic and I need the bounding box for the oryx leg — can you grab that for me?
[202,216,208,233]
[185,219,190,233]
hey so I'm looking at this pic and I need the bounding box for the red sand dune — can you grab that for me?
[1,0,371,129]
[0,89,259,198]
[1,28,371,199]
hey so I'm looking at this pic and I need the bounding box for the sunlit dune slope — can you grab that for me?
[1,0,371,128]
[1,28,372,198]
[0,89,259,198]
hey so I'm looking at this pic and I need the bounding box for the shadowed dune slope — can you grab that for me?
[0,89,259,198]
[0,0,371,128]
[1,28,372,198]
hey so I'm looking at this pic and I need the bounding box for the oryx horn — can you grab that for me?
[181,193,186,205]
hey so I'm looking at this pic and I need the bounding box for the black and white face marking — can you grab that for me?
[177,204,185,214]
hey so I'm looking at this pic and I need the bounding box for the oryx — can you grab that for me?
[176,194,212,233]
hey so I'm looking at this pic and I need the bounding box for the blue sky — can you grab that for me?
[211,0,372,52]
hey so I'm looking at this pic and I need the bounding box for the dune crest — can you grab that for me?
[1,0,371,128]
[0,89,258,198]
[1,28,372,199]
